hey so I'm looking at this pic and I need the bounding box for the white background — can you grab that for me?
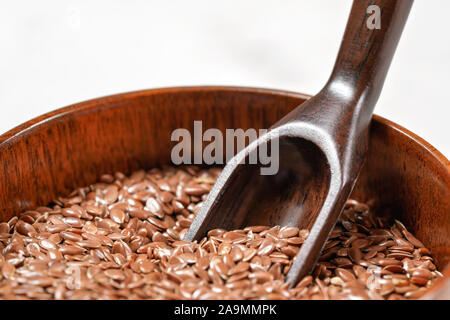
[1,0,449,157]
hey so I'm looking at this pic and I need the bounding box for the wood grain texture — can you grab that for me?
[0,85,448,297]
[184,0,414,286]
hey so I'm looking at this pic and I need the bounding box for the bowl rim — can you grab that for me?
[1,86,449,174]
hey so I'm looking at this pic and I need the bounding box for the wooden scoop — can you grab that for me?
[184,0,413,286]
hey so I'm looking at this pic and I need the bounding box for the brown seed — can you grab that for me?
[62,206,83,218]
[7,216,18,227]
[60,245,85,255]
[228,246,243,262]
[242,248,257,262]
[214,262,229,279]
[47,224,68,233]
[2,262,15,279]
[152,231,167,243]
[324,240,340,251]
[15,221,36,236]
[47,249,63,260]
[350,239,371,249]
[48,234,62,244]
[348,247,362,263]
[174,189,190,206]
[100,174,114,183]
[257,241,275,256]
[139,261,155,273]
[286,237,304,245]
[195,256,210,270]
[218,242,232,255]
[164,228,178,241]
[178,253,197,264]
[295,275,313,289]
[334,257,353,268]
[109,209,126,224]
[146,198,163,218]
[380,282,395,296]
[229,262,250,275]
[278,226,299,238]
[402,230,425,248]
[386,251,414,259]
[76,240,102,249]
[404,288,427,299]
[249,271,273,283]
[343,235,358,247]
[129,208,150,220]
[104,269,125,281]
[184,185,207,196]
[85,205,103,217]
[376,258,403,267]
[112,240,132,257]
[223,231,247,242]
[61,231,83,242]
[330,277,344,286]
[158,191,173,203]
[410,276,428,286]
[394,238,414,251]
[104,185,119,204]
[281,246,299,258]
[411,268,432,280]
[63,217,83,228]
[39,239,57,250]
[245,226,269,233]
[335,268,356,281]
[392,277,410,287]
[148,217,167,230]
[0,222,10,233]
[382,265,404,273]
[418,247,431,256]
[364,249,378,260]
[208,228,226,237]
[112,253,126,266]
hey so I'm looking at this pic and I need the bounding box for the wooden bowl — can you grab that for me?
[0,86,448,298]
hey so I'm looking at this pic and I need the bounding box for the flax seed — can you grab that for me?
[39,239,57,251]
[0,167,441,300]
[104,269,125,281]
[278,226,299,238]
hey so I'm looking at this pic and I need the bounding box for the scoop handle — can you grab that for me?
[327,0,413,115]
[277,0,413,130]
[284,0,414,286]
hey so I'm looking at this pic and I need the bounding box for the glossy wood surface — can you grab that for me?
[0,86,448,298]
[185,0,414,285]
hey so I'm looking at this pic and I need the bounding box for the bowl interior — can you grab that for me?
[0,86,448,275]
